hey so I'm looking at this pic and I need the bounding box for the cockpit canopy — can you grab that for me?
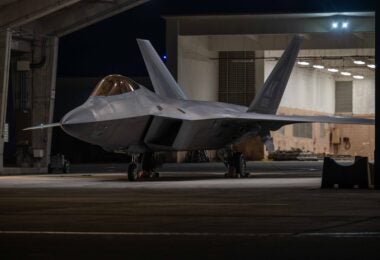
[91,75,140,97]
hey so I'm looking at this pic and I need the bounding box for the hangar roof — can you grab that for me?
[0,0,149,37]
[164,12,375,35]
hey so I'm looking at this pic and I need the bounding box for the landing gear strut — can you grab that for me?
[219,149,249,178]
[127,152,159,181]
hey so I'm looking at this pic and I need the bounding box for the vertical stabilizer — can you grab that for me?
[247,35,302,114]
[137,39,187,100]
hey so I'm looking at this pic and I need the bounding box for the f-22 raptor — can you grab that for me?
[26,35,374,180]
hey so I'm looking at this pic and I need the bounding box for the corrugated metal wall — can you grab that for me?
[335,81,353,113]
[219,51,255,106]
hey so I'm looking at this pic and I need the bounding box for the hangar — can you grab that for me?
[164,13,375,161]
[0,3,376,171]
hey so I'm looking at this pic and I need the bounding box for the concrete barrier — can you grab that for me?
[321,156,369,189]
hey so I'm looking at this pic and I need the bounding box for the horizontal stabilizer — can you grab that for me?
[23,123,61,131]
[137,39,188,100]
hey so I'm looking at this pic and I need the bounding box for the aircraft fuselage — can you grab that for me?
[61,86,260,153]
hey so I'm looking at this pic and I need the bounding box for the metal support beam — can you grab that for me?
[167,13,375,36]
[0,30,12,172]
[0,0,81,29]
[208,33,375,51]
[31,36,58,169]
[30,0,149,37]
[375,14,379,190]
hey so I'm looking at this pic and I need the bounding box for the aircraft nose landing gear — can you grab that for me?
[127,152,159,181]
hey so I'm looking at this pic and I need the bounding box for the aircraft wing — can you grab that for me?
[237,113,374,130]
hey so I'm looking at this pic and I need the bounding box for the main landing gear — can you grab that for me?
[219,149,250,178]
[127,152,159,181]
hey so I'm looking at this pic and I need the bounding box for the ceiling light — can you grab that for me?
[327,68,339,72]
[341,71,351,76]
[342,22,349,28]
[367,64,375,69]
[331,22,338,29]
[353,60,365,65]
[353,75,364,79]
[313,65,324,69]
[297,61,310,66]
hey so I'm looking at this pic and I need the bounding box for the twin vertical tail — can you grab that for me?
[247,35,303,114]
[137,39,188,100]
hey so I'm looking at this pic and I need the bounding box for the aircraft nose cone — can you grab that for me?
[61,107,96,125]
[60,107,96,141]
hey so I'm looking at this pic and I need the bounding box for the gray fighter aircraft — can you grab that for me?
[25,35,374,180]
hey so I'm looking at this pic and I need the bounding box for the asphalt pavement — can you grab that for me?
[0,161,379,259]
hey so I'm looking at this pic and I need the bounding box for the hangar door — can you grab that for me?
[218,51,256,106]
[335,81,353,113]
[218,51,263,160]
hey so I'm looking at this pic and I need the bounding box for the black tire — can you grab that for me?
[154,172,160,178]
[235,154,248,178]
[63,162,70,173]
[48,164,53,174]
[127,163,138,181]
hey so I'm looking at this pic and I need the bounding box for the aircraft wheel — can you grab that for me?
[127,163,138,181]
[63,162,70,173]
[154,172,160,178]
[235,153,248,178]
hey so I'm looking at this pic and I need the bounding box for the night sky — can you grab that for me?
[57,0,376,78]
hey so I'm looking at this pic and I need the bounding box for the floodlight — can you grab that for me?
[297,61,310,66]
[353,60,365,65]
[367,64,375,69]
[313,65,324,69]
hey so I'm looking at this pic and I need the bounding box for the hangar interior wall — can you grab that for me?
[178,36,218,101]
[177,37,375,160]
[353,79,375,114]
[265,49,375,159]
[265,49,375,115]
[266,56,336,114]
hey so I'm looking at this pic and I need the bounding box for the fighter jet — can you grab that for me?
[25,35,374,181]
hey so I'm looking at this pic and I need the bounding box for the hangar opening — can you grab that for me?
[0,0,148,173]
[164,13,375,162]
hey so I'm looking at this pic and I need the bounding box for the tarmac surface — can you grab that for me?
[0,161,379,259]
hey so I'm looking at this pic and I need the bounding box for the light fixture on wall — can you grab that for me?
[353,60,366,65]
[353,75,364,79]
[297,61,310,66]
[341,71,351,76]
[313,64,325,69]
[367,64,375,69]
[331,21,349,30]
[327,68,339,73]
